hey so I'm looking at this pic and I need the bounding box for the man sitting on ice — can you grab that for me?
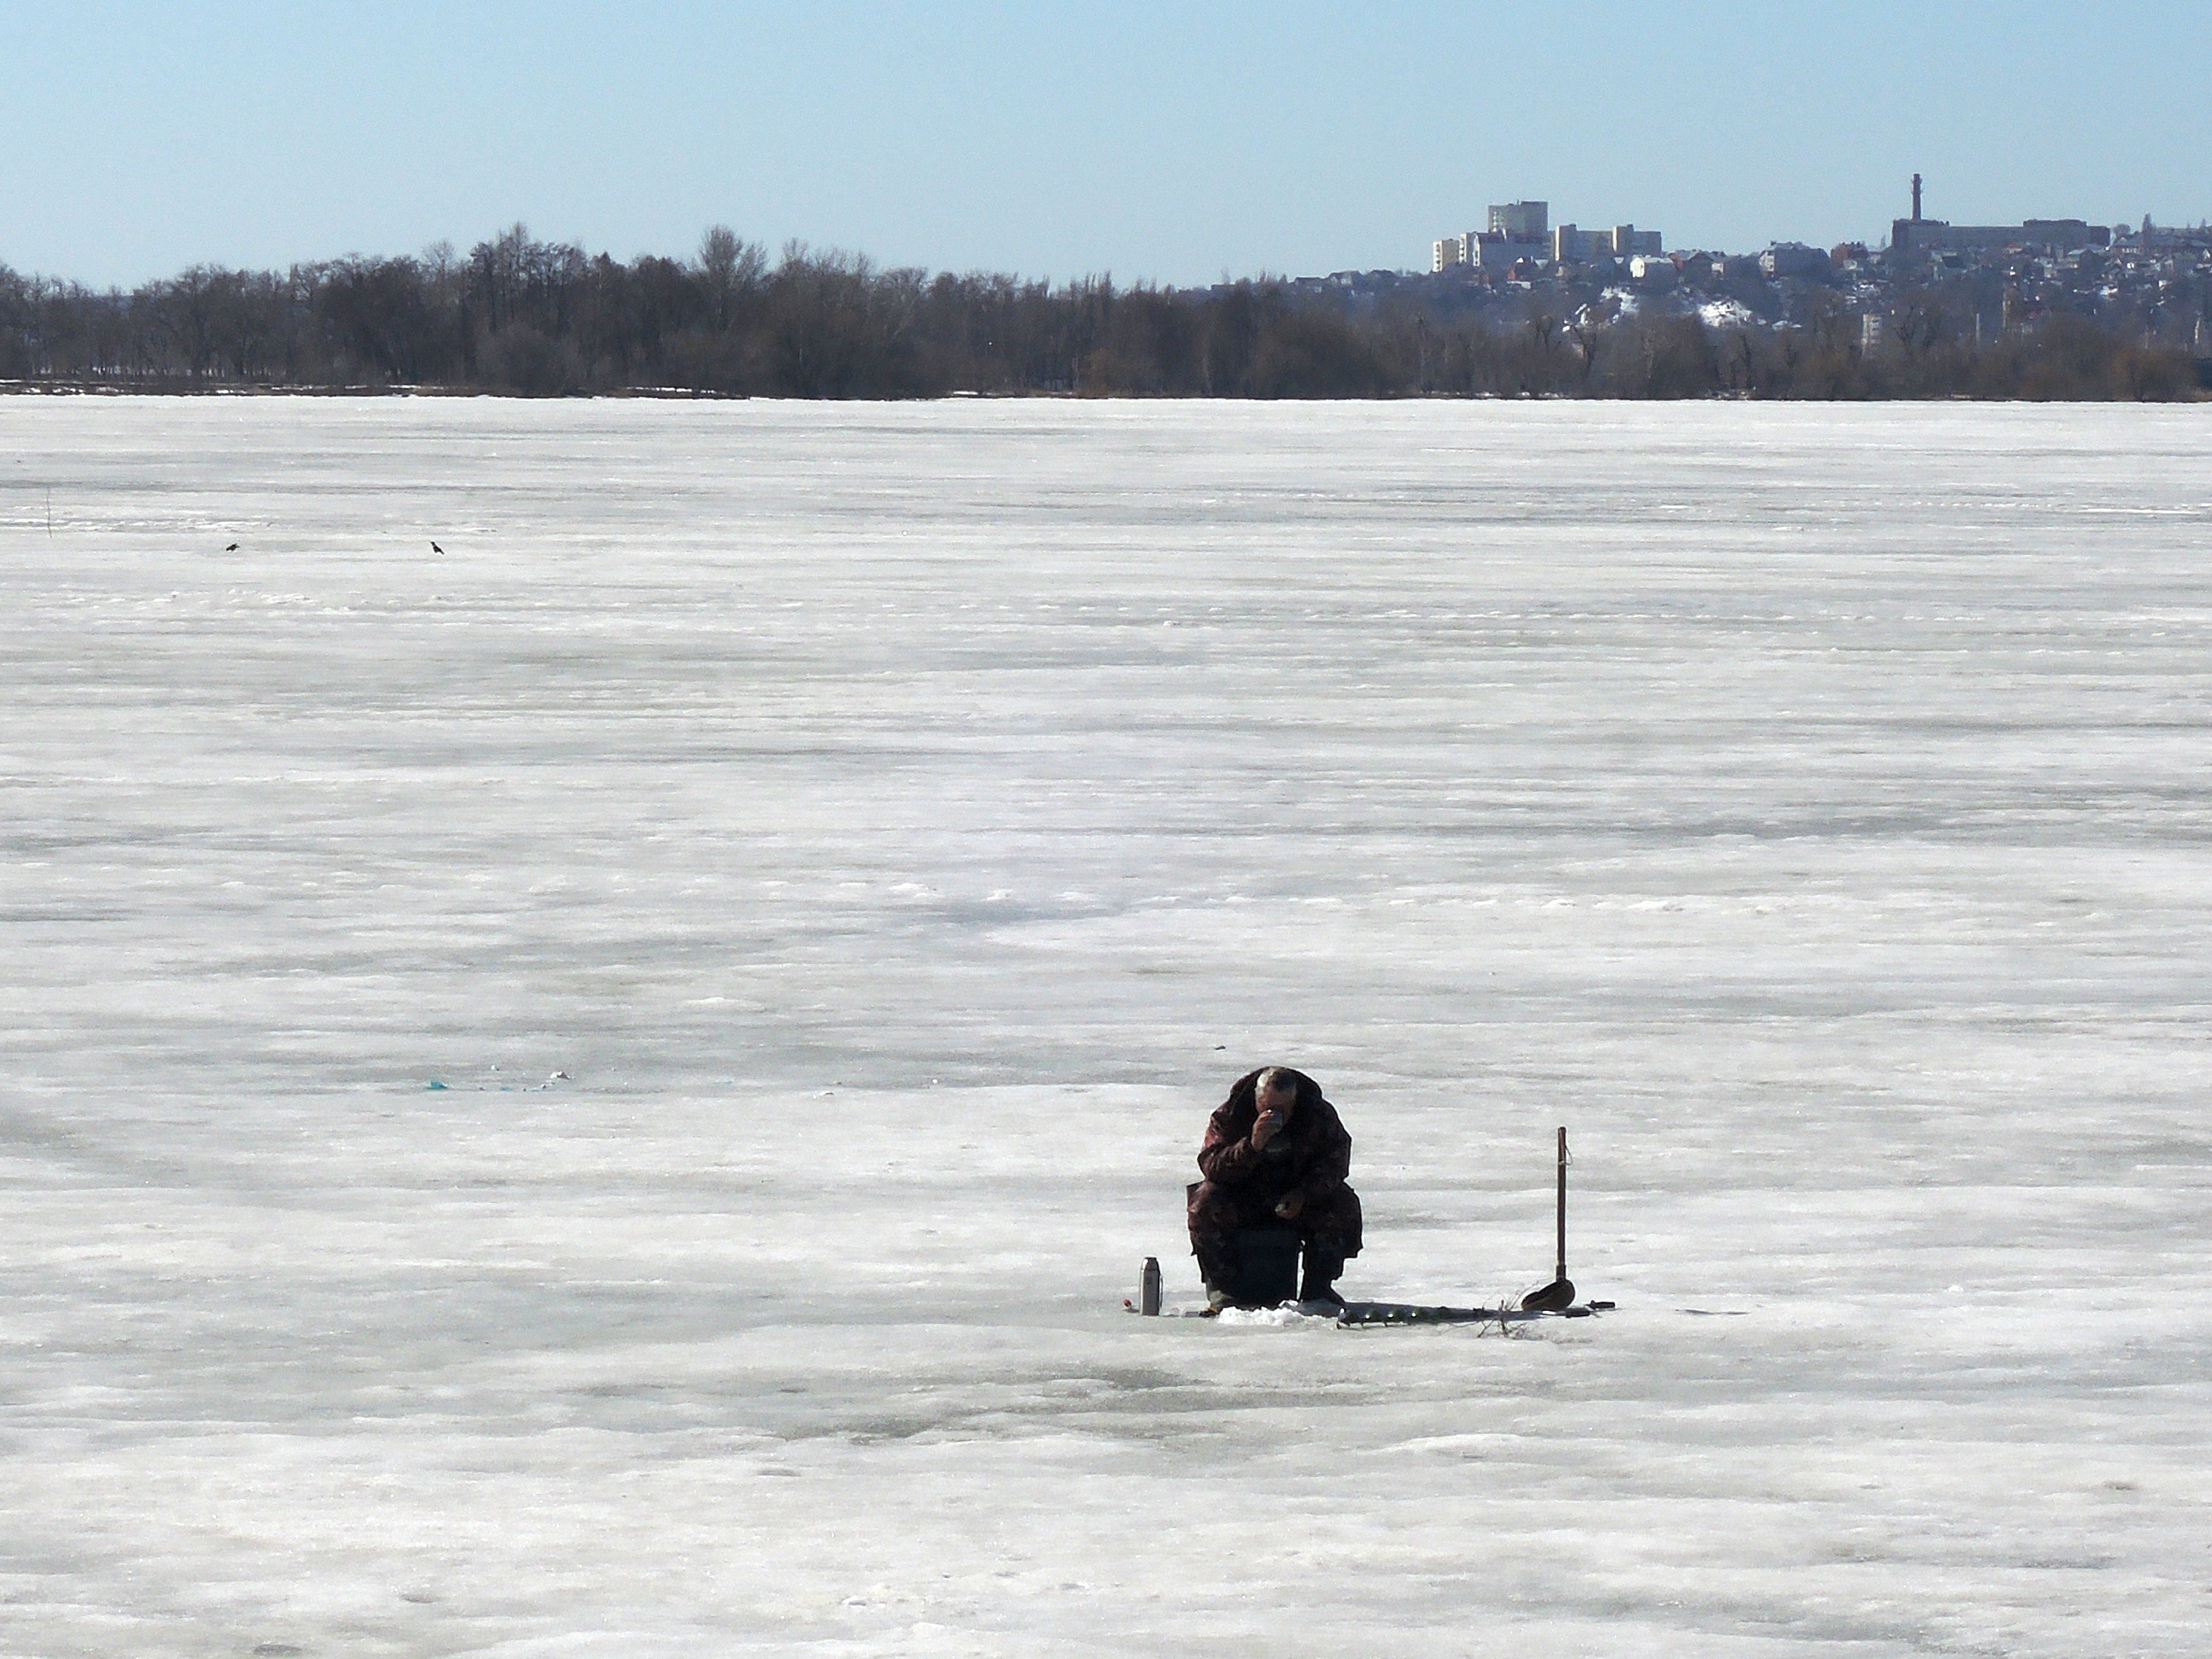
[1188,1065,1363,1311]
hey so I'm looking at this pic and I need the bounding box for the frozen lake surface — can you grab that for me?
[3,397,2209,1657]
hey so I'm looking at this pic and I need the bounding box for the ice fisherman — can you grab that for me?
[1188,1065,1363,1311]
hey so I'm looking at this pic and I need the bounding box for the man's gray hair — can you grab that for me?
[1254,1066,1297,1098]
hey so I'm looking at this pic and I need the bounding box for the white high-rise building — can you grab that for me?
[1432,202,1660,272]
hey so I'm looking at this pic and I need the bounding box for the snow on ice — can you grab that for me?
[2,397,2209,1656]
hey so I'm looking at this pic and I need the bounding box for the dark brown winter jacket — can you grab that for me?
[1195,1067,1353,1209]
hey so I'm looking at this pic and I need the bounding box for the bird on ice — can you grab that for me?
[225,542,239,551]
[431,541,445,554]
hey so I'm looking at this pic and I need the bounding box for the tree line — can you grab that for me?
[1,225,2201,399]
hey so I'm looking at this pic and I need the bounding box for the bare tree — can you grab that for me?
[697,225,764,332]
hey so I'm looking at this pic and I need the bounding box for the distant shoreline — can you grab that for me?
[4,382,2203,403]
[6,222,2206,401]
[0,380,749,400]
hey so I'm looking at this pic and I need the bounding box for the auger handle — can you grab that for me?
[1555,1126,1569,1282]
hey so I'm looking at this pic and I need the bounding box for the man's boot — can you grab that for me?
[1192,1235,1237,1314]
[1300,1240,1347,1310]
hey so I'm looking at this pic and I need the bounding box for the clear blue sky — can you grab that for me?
[8,1,2209,288]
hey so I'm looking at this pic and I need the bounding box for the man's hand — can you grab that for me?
[1274,1192,1305,1221]
[1251,1080,1297,1151]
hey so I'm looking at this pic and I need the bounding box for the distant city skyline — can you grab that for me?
[5,1,2209,289]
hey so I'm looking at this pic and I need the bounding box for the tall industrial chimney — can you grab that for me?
[1911,173,1923,222]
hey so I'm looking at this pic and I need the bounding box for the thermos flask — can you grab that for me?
[1140,1256,1162,1316]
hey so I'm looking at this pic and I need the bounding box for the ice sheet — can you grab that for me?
[2,397,2209,1656]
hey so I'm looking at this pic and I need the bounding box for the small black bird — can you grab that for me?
[432,541,445,554]
[225,542,239,551]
